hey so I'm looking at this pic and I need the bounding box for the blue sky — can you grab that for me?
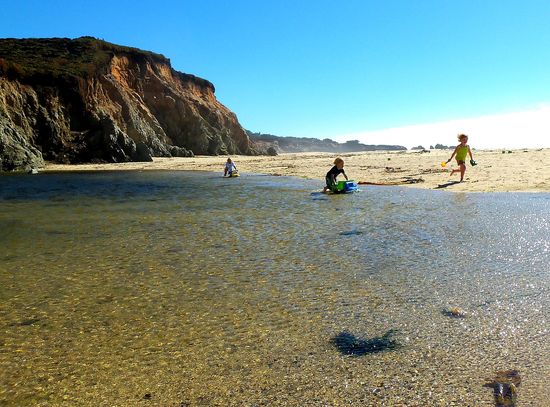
[2,1,550,148]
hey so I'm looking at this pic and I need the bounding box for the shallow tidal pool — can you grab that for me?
[1,171,549,406]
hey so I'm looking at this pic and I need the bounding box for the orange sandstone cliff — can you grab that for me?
[0,37,253,171]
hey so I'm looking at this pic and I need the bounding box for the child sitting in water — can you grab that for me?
[224,158,237,176]
[446,134,474,182]
[323,157,348,192]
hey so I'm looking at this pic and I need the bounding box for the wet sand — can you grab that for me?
[44,148,550,193]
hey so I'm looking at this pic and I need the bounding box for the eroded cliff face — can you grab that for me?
[0,37,252,171]
[0,79,45,170]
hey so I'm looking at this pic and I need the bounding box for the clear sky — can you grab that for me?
[2,0,550,148]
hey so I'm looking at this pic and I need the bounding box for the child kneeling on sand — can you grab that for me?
[324,157,348,192]
[446,134,475,182]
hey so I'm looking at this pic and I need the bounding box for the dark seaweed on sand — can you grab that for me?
[331,330,400,356]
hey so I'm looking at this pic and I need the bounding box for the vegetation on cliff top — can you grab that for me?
[0,36,213,89]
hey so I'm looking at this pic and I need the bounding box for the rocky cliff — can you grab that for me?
[0,37,252,171]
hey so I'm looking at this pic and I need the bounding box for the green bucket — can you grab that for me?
[336,180,347,191]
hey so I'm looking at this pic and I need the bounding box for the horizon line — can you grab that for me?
[330,105,550,150]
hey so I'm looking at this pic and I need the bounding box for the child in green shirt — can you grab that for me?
[446,134,475,182]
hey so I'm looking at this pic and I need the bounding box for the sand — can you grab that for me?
[44,148,550,193]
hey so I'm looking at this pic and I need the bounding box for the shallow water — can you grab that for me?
[1,171,549,406]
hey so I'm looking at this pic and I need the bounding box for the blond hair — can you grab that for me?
[334,157,344,165]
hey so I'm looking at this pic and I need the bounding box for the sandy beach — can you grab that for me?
[44,148,550,193]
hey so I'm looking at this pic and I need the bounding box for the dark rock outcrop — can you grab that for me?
[433,143,451,150]
[0,37,253,171]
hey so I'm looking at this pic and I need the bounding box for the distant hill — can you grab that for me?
[247,131,406,154]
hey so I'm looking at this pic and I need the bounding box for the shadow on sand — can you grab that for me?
[435,180,462,189]
[331,330,400,356]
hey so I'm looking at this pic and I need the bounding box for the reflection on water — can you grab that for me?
[1,171,549,406]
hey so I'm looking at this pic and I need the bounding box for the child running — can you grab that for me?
[446,134,475,182]
[323,157,348,192]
